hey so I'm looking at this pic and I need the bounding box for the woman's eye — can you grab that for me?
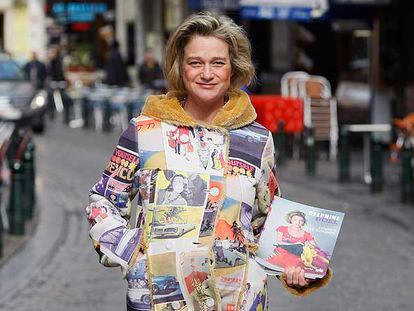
[213,61,225,66]
[189,61,201,66]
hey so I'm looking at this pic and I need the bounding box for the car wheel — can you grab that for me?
[152,284,159,292]
[142,294,151,305]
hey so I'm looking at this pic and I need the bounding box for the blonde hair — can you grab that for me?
[164,12,255,97]
[285,211,307,225]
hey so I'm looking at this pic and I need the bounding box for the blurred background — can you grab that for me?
[0,0,414,310]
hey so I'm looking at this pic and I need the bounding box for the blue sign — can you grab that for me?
[241,5,313,20]
[52,2,108,23]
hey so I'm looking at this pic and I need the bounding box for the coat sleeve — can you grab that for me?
[86,120,142,271]
[252,132,280,240]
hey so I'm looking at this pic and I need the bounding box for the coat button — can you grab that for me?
[205,297,215,307]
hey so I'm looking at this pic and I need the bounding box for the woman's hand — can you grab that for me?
[283,266,311,287]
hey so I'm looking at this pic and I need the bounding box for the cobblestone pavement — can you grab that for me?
[1,119,414,311]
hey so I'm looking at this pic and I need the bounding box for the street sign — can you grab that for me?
[240,0,328,20]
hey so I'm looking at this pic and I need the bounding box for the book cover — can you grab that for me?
[256,197,345,279]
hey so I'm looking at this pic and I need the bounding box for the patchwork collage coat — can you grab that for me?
[86,91,330,311]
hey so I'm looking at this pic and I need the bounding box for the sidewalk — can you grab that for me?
[0,219,37,267]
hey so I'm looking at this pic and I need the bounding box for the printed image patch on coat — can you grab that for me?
[149,252,186,306]
[127,256,151,310]
[214,239,246,269]
[216,197,241,232]
[136,118,164,151]
[162,124,226,175]
[239,259,267,311]
[139,150,167,170]
[207,175,225,208]
[99,226,141,265]
[199,210,216,237]
[154,300,187,311]
[105,146,139,183]
[229,124,269,170]
[150,206,204,241]
[214,264,246,310]
[155,170,209,207]
[239,202,253,231]
[227,158,259,179]
[179,249,217,310]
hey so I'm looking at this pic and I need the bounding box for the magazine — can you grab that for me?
[256,197,344,279]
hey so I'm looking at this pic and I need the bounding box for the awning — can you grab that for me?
[240,0,329,21]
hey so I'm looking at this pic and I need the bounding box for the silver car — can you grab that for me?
[0,55,47,132]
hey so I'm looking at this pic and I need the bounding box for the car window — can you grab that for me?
[0,60,25,81]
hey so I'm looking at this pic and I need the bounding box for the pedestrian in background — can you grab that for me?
[137,48,163,90]
[24,52,47,90]
[104,40,130,87]
[86,12,332,311]
[48,46,65,83]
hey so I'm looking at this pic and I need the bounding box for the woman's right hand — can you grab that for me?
[283,266,309,287]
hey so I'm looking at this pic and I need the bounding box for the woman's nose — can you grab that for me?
[201,65,213,80]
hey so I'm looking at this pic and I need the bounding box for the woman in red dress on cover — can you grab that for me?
[267,211,316,268]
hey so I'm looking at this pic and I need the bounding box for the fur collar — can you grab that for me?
[141,90,257,130]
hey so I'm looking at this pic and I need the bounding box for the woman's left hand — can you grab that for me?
[283,266,311,287]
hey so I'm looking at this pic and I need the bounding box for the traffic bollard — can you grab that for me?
[103,100,112,132]
[9,160,25,235]
[23,142,35,219]
[63,93,73,126]
[370,139,383,193]
[47,89,56,120]
[7,129,22,164]
[401,139,413,203]
[338,128,351,182]
[277,121,286,166]
[305,127,316,176]
[82,97,91,128]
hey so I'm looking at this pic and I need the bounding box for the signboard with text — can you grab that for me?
[240,0,328,20]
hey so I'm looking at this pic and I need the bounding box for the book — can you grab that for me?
[255,197,345,279]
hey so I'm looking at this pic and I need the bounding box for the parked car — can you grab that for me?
[152,223,195,239]
[0,54,47,132]
[152,275,180,295]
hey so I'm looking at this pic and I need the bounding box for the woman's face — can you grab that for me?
[172,176,186,193]
[182,35,231,106]
[291,215,305,228]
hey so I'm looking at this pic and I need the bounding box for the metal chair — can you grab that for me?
[281,71,310,98]
[298,76,338,161]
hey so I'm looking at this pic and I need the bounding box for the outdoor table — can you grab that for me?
[342,123,391,184]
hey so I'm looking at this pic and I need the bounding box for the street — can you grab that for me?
[1,118,414,311]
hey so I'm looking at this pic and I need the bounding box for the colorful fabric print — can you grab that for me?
[99,226,142,267]
[214,265,246,310]
[162,124,226,176]
[213,239,246,269]
[240,259,267,311]
[150,206,203,240]
[155,170,209,207]
[127,256,151,310]
[228,123,270,179]
[149,252,186,306]
[136,118,167,169]
[87,104,290,310]
[179,249,217,310]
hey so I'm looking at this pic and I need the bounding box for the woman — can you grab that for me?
[86,12,331,310]
[159,174,188,206]
[267,211,316,268]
